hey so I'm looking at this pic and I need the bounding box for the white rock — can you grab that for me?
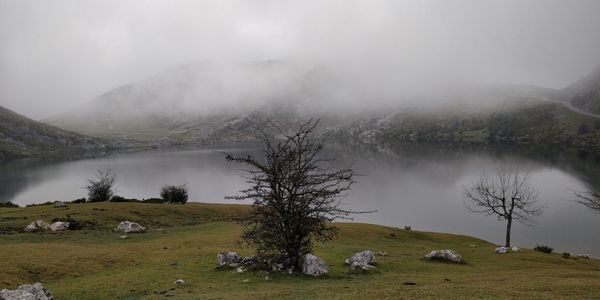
[120,235,129,239]
[174,279,185,284]
[302,253,328,276]
[24,220,50,232]
[578,254,591,259]
[511,247,521,252]
[53,201,66,208]
[495,247,509,254]
[236,267,245,273]
[0,282,53,300]
[346,250,377,271]
[114,221,146,233]
[425,250,463,263]
[49,222,69,232]
[216,251,241,268]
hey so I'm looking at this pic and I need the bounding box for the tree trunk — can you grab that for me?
[505,217,512,247]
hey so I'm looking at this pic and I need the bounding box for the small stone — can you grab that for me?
[174,279,185,284]
[120,235,129,239]
[114,221,146,233]
[24,220,50,232]
[578,254,591,259]
[264,275,270,281]
[425,250,463,263]
[49,221,70,232]
[302,253,328,276]
[468,244,476,247]
[0,282,53,300]
[511,247,521,252]
[495,247,509,254]
[376,251,388,256]
[242,279,250,283]
[236,267,245,273]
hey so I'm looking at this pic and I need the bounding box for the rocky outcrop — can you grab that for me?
[346,250,377,271]
[302,253,328,276]
[495,247,508,254]
[114,221,146,233]
[24,220,50,232]
[425,250,463,263]
[0,282,53,300]
[216,251,241,268]
[49,222,69,232]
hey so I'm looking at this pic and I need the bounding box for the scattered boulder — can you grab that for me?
[114,221,146,233]
[240,256,257,266]
[346,250,377,272]
[236,267,245,273]
[174,279,185,285]
[425,250,463,263]
[24,220,50,232]
[511,247,521,252]
[0,282,53,300]
[120,235,129,239]
[495,247,509,254]
[376,251,388,257]
[302,253,328,276]
[216,251,241,268]
[578,254,591,259]
[53,201,66,208]
[49,221,69,232]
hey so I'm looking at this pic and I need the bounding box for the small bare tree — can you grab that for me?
[86,170,117,202]
[225,119,364,271]
[574,189,600,213]
[463,164,543,247]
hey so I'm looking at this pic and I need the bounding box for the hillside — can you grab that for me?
[559,65,600,114]
[1,202,599,299]
[44,61,600,153]
[0,105,108,161]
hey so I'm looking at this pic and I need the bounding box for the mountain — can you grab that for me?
[559,65,600,114]
[0,105,108,161]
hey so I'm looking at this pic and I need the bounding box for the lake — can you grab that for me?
[1,142,599,257]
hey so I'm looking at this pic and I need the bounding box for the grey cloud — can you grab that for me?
[1,0,600,119]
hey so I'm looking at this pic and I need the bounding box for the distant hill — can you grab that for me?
[0,105,108,160]
[559,65,600,114]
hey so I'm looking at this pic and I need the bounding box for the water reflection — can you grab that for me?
[1,143,599,256]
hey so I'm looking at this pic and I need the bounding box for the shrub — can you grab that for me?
[86,170,117,202]
[0,201,19,208]
[71,198,86,204]
[578,122,591,135]
[160,184,189,204]
[142,198,165,204]
[562,252,571,259]
[534,244,553,253]
[404,226,412,231]
[109,196,140,203]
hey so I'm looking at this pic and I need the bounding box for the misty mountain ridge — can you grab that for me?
[0,105,108,160]
[44,60,563,144]
[559,64,600,114]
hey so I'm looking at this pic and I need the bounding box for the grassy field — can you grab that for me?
[1,202,599,299]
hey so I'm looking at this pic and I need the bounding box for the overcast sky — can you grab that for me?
[1,0,600,119]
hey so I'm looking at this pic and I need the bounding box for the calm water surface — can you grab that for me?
[1,143,599,256]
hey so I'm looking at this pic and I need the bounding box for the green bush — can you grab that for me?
[534,244,553,253]
[561,252,571,259]
[0,201,19,208]
[71,198,86,204]
[109,196,140,203]
[86,170,117,202]
[160,184,189,204]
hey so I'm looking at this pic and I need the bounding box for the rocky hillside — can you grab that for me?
[559,65,600,114]
[0,105,108,160]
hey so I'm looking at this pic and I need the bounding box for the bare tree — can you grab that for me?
[574,190,600,213]
[463,164,543,247]
[225,119,364,271]
[86,170,117,202]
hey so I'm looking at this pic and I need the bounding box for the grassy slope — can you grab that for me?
[1,202,599,299]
